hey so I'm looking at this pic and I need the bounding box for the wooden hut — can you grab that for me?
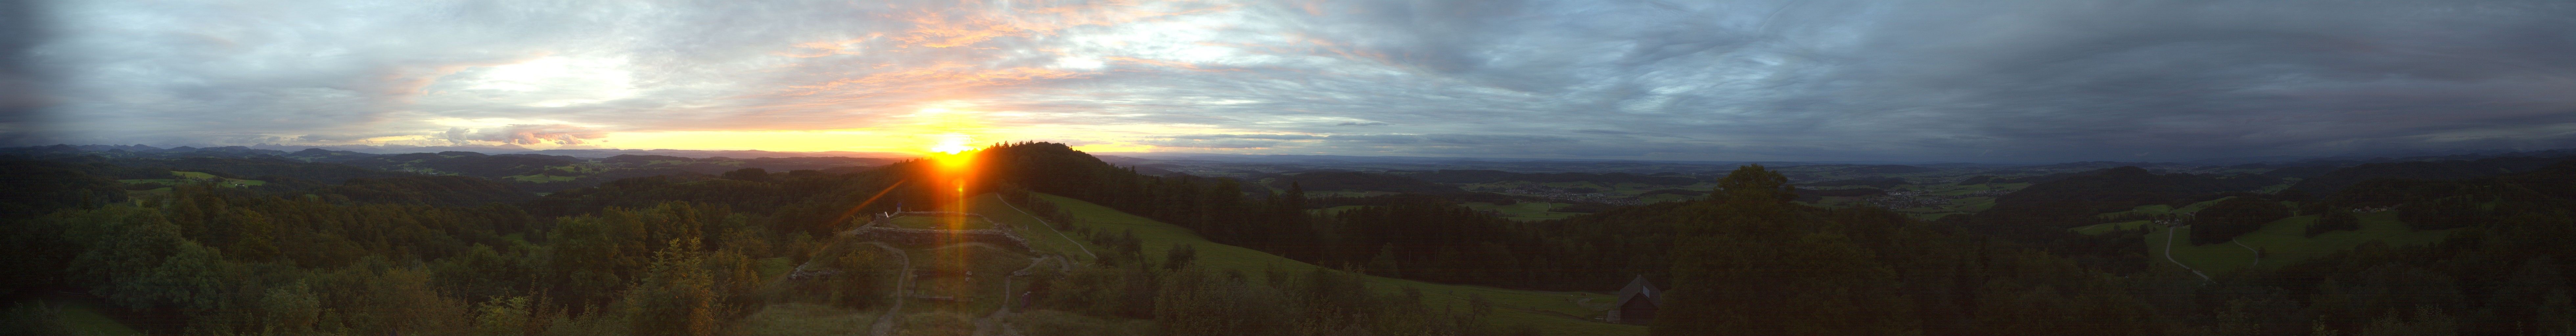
[1609,275,1659,325]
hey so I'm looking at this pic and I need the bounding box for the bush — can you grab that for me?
[827,247,893,309]
[2309,210,2360,237]
[1163,243,1197,271]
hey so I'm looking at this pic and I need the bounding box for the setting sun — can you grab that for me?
[929,133,975,154]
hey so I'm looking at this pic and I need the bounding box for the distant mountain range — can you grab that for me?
[0,144,908,194]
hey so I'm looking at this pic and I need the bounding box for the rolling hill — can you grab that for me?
[973,193,1647,335]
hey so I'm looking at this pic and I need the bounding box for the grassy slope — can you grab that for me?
[974,197,1096,263]
[980,193,1646,335]
[2146,211,2456,276]
[6,295,146,336]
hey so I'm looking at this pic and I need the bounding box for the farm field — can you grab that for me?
[1463,180,1712,199]
[1460,201,1588,221]
[2145,211,2457,277]
[118,171,266,187]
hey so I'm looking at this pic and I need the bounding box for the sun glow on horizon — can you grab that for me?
[929,133,975,154]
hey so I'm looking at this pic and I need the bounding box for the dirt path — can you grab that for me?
[970,256,1056,336]
[867,241,911,336]
[2232,241,2261,267]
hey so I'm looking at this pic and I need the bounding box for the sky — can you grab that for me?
[4,0,2575,162]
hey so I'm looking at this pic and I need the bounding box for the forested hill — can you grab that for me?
[1972,166,2285,226]
[2289,155,2576,195]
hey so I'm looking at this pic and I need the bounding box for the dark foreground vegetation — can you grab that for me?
[4,142,2575,335]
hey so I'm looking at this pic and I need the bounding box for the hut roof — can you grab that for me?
[1614,275,1658,307]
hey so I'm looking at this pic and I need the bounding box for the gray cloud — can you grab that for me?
[16,0,2576,162]
[443,124,610,145]
[1175,134,1321,140]
[1140,138,1282,149]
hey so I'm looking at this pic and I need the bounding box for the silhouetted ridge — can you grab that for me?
[2289,156,2576,195]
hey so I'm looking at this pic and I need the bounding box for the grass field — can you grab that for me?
[755,257,795,279]
[982,193,1646,335]
[2145,211,2457,277]
[724,303,877,336]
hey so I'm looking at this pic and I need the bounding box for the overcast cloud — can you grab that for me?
[9,0,2576,162]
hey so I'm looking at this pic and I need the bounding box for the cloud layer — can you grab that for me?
[16,0,2576,162]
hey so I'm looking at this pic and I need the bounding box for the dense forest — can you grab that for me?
[5,142,2576,335]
